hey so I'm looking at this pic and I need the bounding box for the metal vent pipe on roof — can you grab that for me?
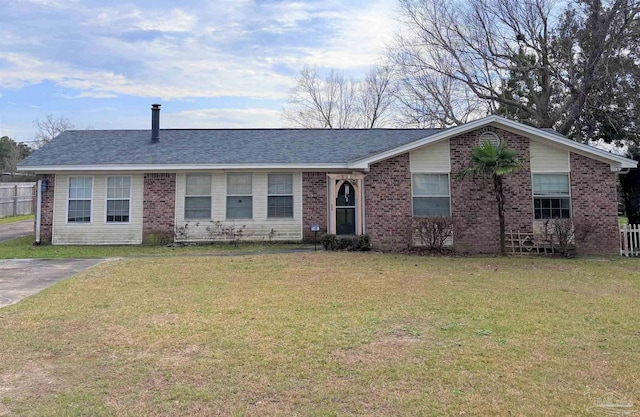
[151,104,161,143]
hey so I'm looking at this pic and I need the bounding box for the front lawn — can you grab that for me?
[1,253,639,416]
[0,236,309,259]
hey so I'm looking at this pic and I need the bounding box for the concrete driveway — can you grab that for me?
[0,258,108,308]
[0,220,33,242]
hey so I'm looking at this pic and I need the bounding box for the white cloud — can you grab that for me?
[162,108,283,128]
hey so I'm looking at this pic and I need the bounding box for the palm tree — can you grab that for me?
[456,141,523,255]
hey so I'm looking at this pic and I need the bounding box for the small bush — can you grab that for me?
[144,231,174,246]
[321,234,370,251]
[413,217,455,250]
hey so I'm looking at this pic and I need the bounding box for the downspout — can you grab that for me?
[35,179,42,244]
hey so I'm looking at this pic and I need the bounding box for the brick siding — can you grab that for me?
[449,128,533,253]
[38,174,55,244]
[570,153,619,255]
[364,153,413,251]
[302,172,328,242]
[142,173,176,243]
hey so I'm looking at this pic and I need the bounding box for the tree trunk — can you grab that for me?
[494,175,506,256]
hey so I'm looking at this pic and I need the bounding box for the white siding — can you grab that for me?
[410,139,450,173]
[530,140,570,172]
[175,171,303,242]
[52,174,143,245]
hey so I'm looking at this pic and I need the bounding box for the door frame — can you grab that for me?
[327,173,365,235]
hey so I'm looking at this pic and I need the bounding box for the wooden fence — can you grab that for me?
[620,224,640,257]
[507,230,565,255]
[0,183,36,217]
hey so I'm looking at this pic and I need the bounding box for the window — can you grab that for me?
[479,132,500,147]
[268,174,293,218]
[185,174,212,220]
[106,176,131,223]
[227,173,252,219]
[68,177,92,223]
[412,174,451,216]
[533,174,571,219]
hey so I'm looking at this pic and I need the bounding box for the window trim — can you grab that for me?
[226,172,253,220]
[66,176,93,225]
[184,173,213,220]
[105,175,132,224]
[411,173,452,217]
[532,172,572,220]
[267,173,294,219]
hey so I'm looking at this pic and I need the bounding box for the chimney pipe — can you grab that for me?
[151,104,161,143]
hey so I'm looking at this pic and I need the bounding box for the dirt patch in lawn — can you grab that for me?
[333,327,423,366]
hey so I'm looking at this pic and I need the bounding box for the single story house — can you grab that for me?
[17,105,637,255]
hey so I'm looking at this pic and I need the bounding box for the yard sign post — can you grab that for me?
[311,225,320,251]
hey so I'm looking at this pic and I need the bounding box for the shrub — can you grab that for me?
[413,217,455,250]
[321,234,370,251]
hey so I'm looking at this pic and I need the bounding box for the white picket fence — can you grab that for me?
[620,224,640,257]
[0,183,36,217]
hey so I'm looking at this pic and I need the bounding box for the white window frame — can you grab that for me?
[412,173,452,217]
[532,173,572,220]
[184,173,212,220]
[267,173,294,219]
[226,173,253,220]
[105,176,132,224]
[67,176,93,224]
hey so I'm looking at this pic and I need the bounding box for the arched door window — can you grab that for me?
[336,181,356,235]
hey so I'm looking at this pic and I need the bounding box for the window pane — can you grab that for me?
[107,176,131,199]
[413,174,449,196]
[185,196,211,219]
[227,173,252,195]
[227,196,252,219]
[268,196,293,218]
[533,198,571,219]
[69,177,92,199]
[413,197,450,216]
[68,200,91,223]
[533,174,569,196]
[186,174,212,196]
[268,174,293,195]
[107,200,130,222]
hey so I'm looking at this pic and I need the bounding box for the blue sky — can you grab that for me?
[0,0,398,145]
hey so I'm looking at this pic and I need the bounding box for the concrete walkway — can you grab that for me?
[0,258,107,308]
[0,220,33,243]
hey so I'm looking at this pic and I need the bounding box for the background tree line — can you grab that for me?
[284,0,640,222]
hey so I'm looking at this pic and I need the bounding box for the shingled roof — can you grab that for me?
[19,128,441,167]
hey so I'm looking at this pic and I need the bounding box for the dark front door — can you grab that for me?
[336,181,356,235]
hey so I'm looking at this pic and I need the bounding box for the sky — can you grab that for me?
[0,0,399,146]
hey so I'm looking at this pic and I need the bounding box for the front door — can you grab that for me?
[336,181,356,235]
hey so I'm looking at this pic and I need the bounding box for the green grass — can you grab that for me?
[619,216,629,225]
[0,214,34,225]
[0,236,309,259]
[1,253,639,416]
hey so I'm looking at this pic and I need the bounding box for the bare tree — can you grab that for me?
[359,65,397,128]
[283,65,397,128]
[390,0,640,136]
[33,114,75,148]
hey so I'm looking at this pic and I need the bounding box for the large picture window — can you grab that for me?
[185,174,212,220]
[533,174,571,219]
[227,173,252,219]
[412,174,451,216]
[68,177,92,223]
[106,176,131,223]
[268,174,293,218]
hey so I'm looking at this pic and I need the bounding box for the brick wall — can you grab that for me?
[302,172,328,242]
[142,173,176,243]
[449,128,532,253]
[364,153,413,251]
[570,153,619,255]
[38,174,55,244]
